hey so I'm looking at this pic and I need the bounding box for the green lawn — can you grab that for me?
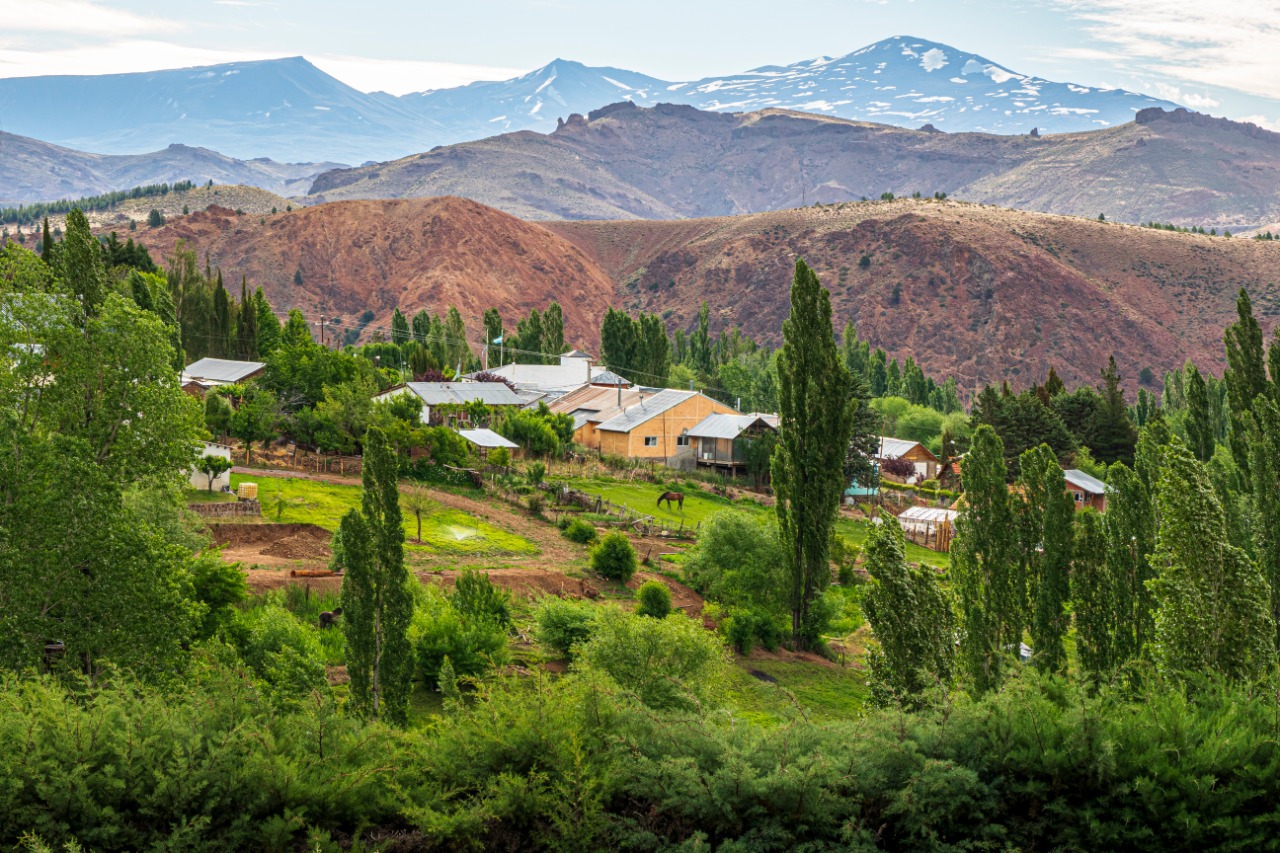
[561,475,949,567]
[230,474,537,558]
[184,488,237,504]
[726,659,869,724]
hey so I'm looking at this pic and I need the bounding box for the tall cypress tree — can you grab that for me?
[1184,362,1215,462]
[40,217,53,266]
[235,276,258,359]
[1150,440,1275,682]
[1224,288,1268,479]
[952,424,1018,693]
[1018,443,1074,672]
[340,427,412,724]
[773,259,855,648]
[211,270,230,358]
[1250,397,1280,650]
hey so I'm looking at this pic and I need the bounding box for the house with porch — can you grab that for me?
[686,413,779,475]
[1064,468,1110,512]
[593,390,738,467]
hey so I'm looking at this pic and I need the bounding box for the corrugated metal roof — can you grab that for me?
[456,428,519,449]
[183,357,266,384]
[589,370,630,386]
[687,413,779,440]
[878,436,925,459]
[898,506,959,523]
[388,382,524,407]
[467,362,605,393]
[548,385,644,417]
[596,389,697,433]
[1063,468,1109,494]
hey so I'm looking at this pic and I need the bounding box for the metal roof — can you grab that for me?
[595,389,698,433]
[878,436,931,459]
[1063,469,1110,495]
[687,413,779,440]
[467,362,605,394]
[385,382,524,407]
[589,370,631,386]
[183,357,266,384]
[456,428,519,449]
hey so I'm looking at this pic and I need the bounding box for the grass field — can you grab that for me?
[560,475,949,567]
[231,474,537,558]
[184,488,238,504]
[726,659,869,724]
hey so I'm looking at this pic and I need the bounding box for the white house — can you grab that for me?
[470,352,615,397]
[373,381,525,424]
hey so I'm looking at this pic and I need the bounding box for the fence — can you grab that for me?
[553,485,699,540]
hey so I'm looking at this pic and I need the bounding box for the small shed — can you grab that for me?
[455,428,518,450]
[897,505,958,552]
[1063,469,1110,512]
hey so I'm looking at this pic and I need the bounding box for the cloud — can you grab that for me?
[1239,114,1280,132]
[1143,80,1219,109]
[1050,2,1280,100]
[0,0,176,37]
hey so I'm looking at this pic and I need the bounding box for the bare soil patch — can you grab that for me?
[211,522,332,567]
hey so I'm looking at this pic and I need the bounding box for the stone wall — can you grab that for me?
[188,499,261,518]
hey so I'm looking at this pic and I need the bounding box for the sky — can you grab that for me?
[1,0,1278,127]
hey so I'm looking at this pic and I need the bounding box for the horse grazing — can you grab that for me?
[319,607,344,629]
[657,491,684,512]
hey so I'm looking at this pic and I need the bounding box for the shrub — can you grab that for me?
[413,588,509,688]
[575,607,727,711]
[683,512,786,617]
[227,605,328,701]
[561,518,598,544]
[451,569,511,628]
[190,551,247,638]
[534,597,598,657]
[592,532,636,582]
[489,446,511,468]
[722,606,785,655]
[635,581,672,619]
[526,461,547,486]
[526,493,546,516]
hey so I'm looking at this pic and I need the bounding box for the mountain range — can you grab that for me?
[0,131,340,205]
[131,195,1280,390]
[307,103,1280,228]
[0,37,1177,163]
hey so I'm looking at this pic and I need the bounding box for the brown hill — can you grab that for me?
[136,195,1280,390]
[307,104,1280,229]
[548,198,1280,389]
[136,197,617,351]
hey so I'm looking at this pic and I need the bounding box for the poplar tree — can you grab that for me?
[542,301,566,360]
[444,306,470,370]
[254,288,281,356]
[952,424,1018,693]
[1184,362,1215,462]
[340,427,413,724]
[1103,462,1157,665]
[59,209,106,318]
[411,309,431,345]
[235,276,258,360]
[863,515,954,707]
[391,308,410,346]
[1018,444,1073,672]
[772,259,855,648]
[638,312,671,385]
[211,271,230,358]
[1224,288,1267,479]
[515,309,544,363]
[1249,397,1280,649]
[1070,508,1114,678]
[1149,440,1275,682]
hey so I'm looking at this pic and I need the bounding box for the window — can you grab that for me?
[644,436,658,447]
[676,435,690,447]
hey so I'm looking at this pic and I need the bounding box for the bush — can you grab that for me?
[413,588,509,688]
[561,518,598,544]
[683,511,786,618]
[190,551,247,638]
[722,606,785,654]
[592,532,636,582]
[635,581,672,619]
[526,493,546,516]
[534,597,598,657]
[526,461,547,486]
[227,605,328,701]
[575,607,727,711]
[451,569,511,628]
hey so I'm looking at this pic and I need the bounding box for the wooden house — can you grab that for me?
[686,413,779,475]
[181,358,266,397]
[877,436,941,482]
[594,390,738,467]
[1063,469,1109,512]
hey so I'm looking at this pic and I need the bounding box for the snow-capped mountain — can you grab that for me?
[674,37,1166,134]
[0,38,1178,166]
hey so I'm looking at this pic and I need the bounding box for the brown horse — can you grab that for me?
[657,491,684,512]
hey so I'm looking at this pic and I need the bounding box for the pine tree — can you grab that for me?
[340,427,413,724]
[1249,396,1280,650]
[863,515,954,707]
[40,217,52,266]
[843,368,880,490]
[1184,362,1214,462]
[390,308,410,346]
[235,276,258,359]
[1149,440,1275,682]
[1017,444,1074,672]
[1091,355,1138,466]
[773,259,856,648]
[952,425,1019,693]
[281,309,313,348]
[211,270,230,358]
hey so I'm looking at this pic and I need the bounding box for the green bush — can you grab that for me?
[412,588,509,688]
[534,597,598,658]
[526,461,547,486]
[683,511,787,619]
[575,607,727,711]
[526,493,546,516]
[722,606,785,654]
[592,532,636,582]
[561,517,598,544]
[190,551,247,638]
[226,605,328,701]
[451,569,511,628]
[635,581,672,619]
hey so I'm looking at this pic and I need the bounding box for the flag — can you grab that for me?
[492,335,503,345]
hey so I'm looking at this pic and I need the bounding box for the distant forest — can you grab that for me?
[0,180,195,226]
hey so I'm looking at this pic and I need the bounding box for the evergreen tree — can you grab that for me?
[843,368,880,490]
[390,308,410,346]
[772,259,856,648]
[1224,288,1268,478]
[1184,362,1215,462]
[235,277,258,360]
[254,288,281,356]
[1091,356,1138,466]
[868,349,889,397]
[1017,444,1074,672]
[952,425,1019,693]
[1149,440,1275,682]
[40,217,52,266]
[542,301,566,361]
[280,309,313,349]
[1071,508,1115,678]
[863,516,954,706]
[211,271,231,358]
[340,427,413,724]
[1249,397,1280,650]
[58,209,106,318]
